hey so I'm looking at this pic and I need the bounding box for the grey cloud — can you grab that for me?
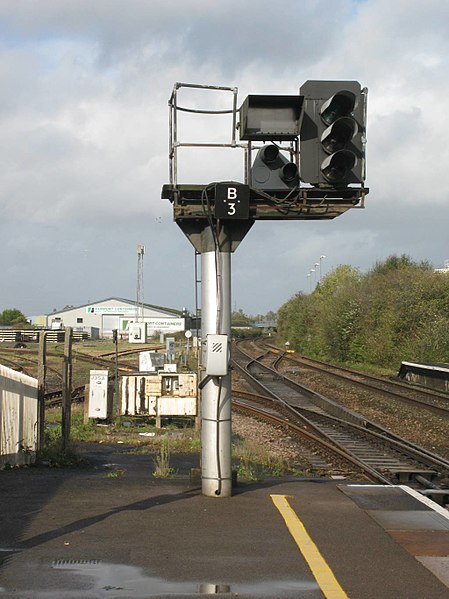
[1,0,357,74]
[2,0,449,315]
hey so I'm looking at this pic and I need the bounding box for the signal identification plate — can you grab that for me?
[214,183,250,219]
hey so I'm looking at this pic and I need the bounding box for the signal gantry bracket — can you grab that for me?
[162,82,369,230]
[162,183,368,221]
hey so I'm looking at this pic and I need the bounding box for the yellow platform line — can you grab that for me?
[271,494,348,599]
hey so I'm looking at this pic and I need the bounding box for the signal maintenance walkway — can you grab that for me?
[0,443,448,598]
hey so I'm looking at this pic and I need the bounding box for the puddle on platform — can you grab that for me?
[46,560,319,597]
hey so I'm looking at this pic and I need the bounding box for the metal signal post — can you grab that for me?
[162,81,368,497]
[171,185,252,498]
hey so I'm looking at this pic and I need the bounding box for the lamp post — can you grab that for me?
[319,255,326,282]
[310,268,315,291]
[306,273,311,293]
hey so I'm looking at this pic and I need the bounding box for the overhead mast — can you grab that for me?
[137,244,145,323]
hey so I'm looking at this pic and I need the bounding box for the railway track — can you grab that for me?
[232,342,449,502]
[0,349,63,381]
[0,345,140,381]
[265,343,449,418]
[41,348,143,405]
[97,345,164,358]
[0,354,33,376]
[44,385,86,407]
[71,350,135,372]
[40,345,164,404]
[0,345,141,408]
[0,346,133,376]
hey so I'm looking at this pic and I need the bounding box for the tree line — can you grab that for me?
[276,255,449,370]
[0,309,29,327]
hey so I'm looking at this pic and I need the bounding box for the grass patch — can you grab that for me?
[42,403,300,482]
[232,435,289,481]
[345,361,396,377]
[37,426,87,468]
[41,404,200,468]
[152,439,175,478]
[106,468,126,478]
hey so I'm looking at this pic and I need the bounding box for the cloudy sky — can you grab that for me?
[1,0,449,318]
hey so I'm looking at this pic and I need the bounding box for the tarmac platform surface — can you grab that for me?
[1,443,449,598]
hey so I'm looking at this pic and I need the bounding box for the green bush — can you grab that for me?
[276,255,449,370]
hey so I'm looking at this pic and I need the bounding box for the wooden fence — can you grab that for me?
[0,363,38,468]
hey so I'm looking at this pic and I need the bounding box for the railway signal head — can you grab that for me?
[239,95,304,141]
[250,144,299,191]
[299,81,367,188]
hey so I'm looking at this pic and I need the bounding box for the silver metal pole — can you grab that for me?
[201,249,232,497]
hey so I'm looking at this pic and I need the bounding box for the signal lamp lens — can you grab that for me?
[260,144,279,164]
[321,117,358,154]
[280,162,298,183]
[321,150,356,183]
[320,91,356,125]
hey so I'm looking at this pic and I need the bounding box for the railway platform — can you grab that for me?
[1,443,449,598]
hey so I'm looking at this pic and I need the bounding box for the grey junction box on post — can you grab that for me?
[205,334,229,376]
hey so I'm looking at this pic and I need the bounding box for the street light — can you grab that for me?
[310,268,315,291]
[319,255,326,281]
[306,272,311,293]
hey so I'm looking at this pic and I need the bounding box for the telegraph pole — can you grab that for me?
[37,331,47,451]
[136,244,145,322]
[61,326,73,452]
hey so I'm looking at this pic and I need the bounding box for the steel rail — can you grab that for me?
[231,395,391,484]
[97,345,165,358]
[45,385,86,407]
[0,346,133,369]
[233,343,449,487]
[234,388,448,470]
[232,357,394,482]
[264,343,449,417]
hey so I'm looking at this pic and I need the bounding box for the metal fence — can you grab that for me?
[0,363,38,468]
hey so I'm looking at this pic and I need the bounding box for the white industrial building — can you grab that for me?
[435,259,449,274]
[47,297,185,339]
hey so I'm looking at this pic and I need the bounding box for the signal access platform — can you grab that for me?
[161,81,370,247]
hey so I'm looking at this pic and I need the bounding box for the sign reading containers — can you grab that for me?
[122,318,185,335]
[87,306,138,314]
[147,318,185,332]
[86,307,185,333]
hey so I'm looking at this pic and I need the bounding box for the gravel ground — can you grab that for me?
[231,368,364,478]
[232,412,305,462]
[283,365,449,461]
[230,371,301,459]
[232,342,449,477]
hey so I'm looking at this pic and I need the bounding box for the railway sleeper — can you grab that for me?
[386,468,437,484]
[419,488,449,506]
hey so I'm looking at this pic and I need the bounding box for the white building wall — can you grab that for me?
[47,298,181,338]
[435,259,449,274]
[0,364,38,468]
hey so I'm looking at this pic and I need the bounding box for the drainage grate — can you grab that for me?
[52,559,102,569]
[199,583,231,594]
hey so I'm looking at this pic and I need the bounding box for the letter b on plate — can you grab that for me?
[214,183,250,219]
